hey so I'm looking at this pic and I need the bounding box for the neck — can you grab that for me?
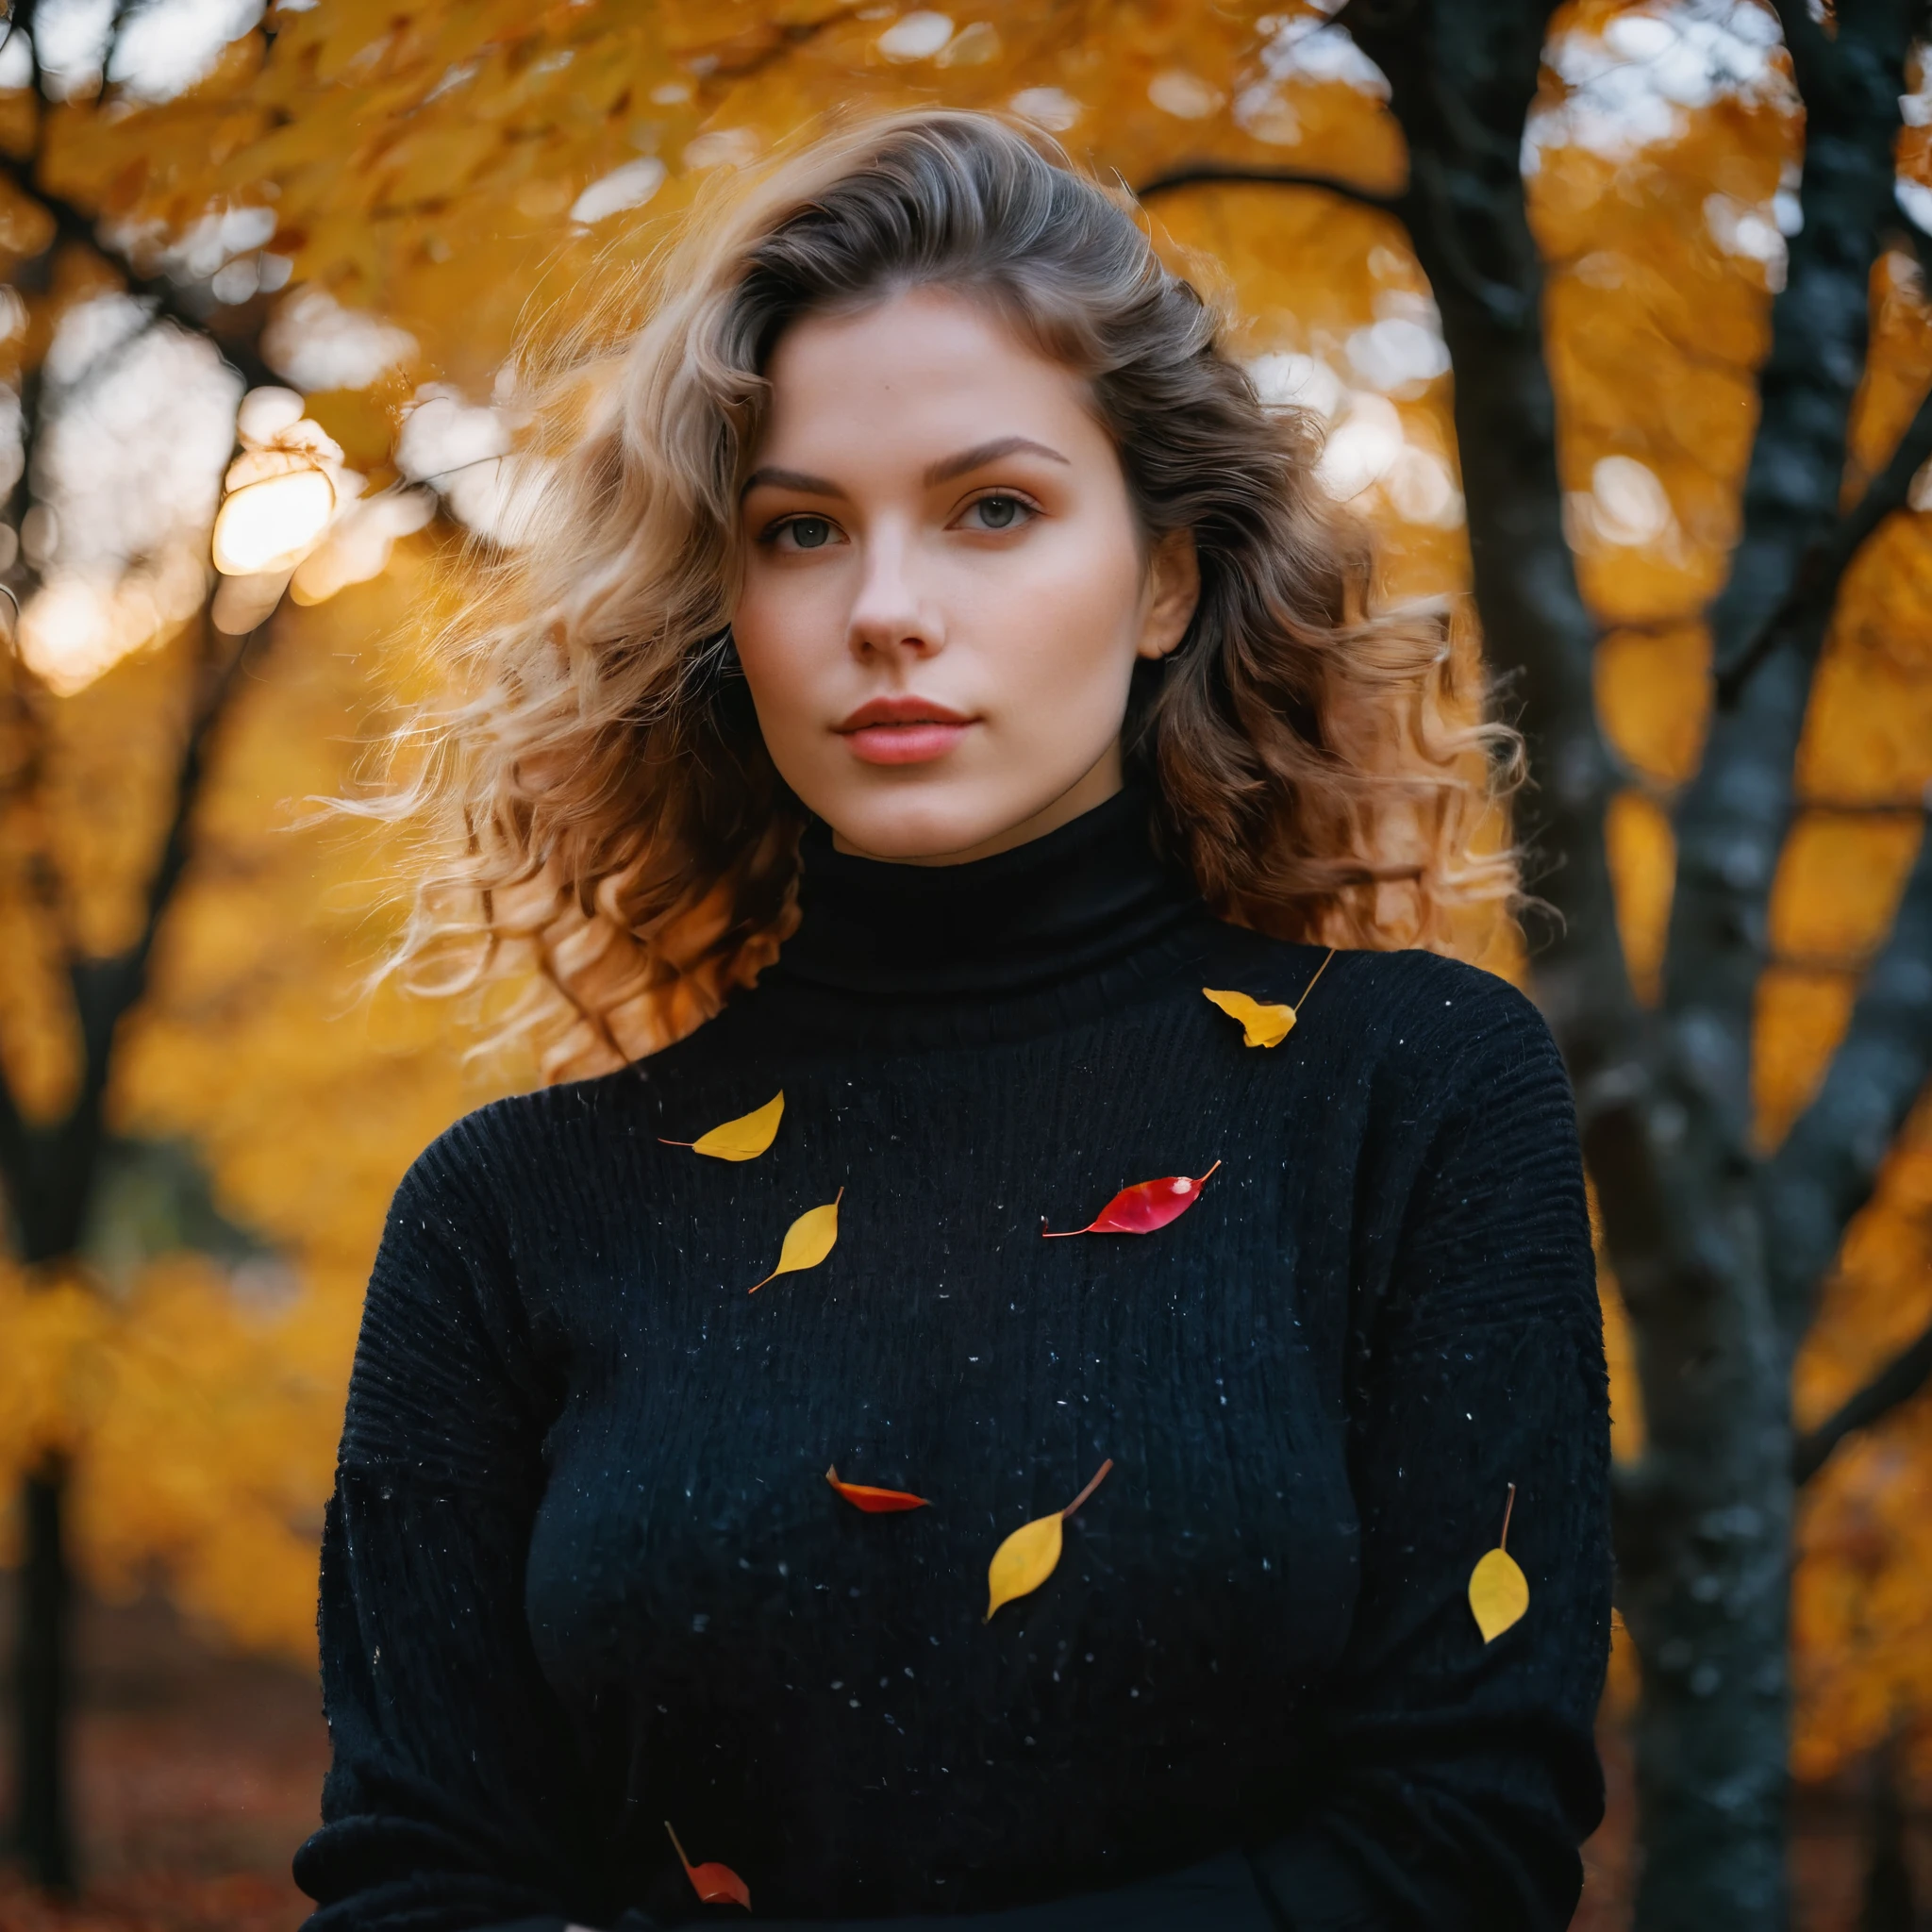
[777,782,1201,999]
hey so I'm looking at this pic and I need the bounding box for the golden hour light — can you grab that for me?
[209,468,336,577]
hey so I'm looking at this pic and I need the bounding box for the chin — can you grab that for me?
[811,776,1028,863]
[830,804,1005,862]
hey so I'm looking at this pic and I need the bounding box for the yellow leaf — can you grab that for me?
[748,1187,841,1292]
[1468,1484,1528,1642]
[1202,987,1295,1048]
[1201,953,1337,1048]
[986,1512,1063,1620]
[672,1091,783,1161]
[985,1457,1111,1620]
[1469,1547,1530,1643]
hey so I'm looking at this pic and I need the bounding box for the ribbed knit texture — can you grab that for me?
[295,790,1611,1932]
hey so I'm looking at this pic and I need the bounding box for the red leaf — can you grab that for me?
[665,1821,751,1910]
[825,1465,930,1512]
[1042,1160,1222,1238]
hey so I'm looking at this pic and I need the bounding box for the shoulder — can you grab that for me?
[392,1063,656,1222]
[1341,949,1559,1087]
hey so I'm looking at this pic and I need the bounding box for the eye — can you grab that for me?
[776,513,838,552]
[959,493,1034,533]
[766,514,841,552]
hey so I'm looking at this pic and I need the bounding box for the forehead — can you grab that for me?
[756,286,1097,456]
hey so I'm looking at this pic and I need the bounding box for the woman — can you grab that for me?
[297,109,1609,1931]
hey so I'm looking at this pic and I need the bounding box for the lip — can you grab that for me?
[835,695,977,766]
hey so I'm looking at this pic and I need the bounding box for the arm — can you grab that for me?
[1255,983,1612,1930]
[293,1123,609,1932]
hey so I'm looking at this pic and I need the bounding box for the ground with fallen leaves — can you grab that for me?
[0,1589,325,1932]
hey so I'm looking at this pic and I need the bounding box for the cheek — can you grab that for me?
[986,516,1145,691]
[731,570,840,716]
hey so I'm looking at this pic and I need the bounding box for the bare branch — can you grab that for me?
[0,158,281,394]
[1136,163,1401,215]
[17,610,272,1263]
[0,1030,28,1232]
[1341,0,1642,1058]
[1793,1314,1932,1484]
[1709,2,1921,680]
[67,613,266,1075]
[1659,0,1919,1153]
[1718,376,1932,704]
[0,651,63,1245]
[1763,816,1932,1338]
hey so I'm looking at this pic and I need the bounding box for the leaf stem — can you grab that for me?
[1293,947,1339,1012]
[1061,1457,1114,1520]
[1499,1481,1517,1552]
[664,1821,691,1872]
[1195,1159,1224,1185]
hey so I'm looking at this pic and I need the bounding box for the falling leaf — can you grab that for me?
[1202,988,1295,1046]
[749,1187,842,1292]
[662,1091,784,1161]
[825,1465,929,1512]
[1042,1163,1220,1237]
[1469,1482,1530,1643]
[1201,948,1338,1048]
[664,1821,751,1910]
[985,1457,1112,1620]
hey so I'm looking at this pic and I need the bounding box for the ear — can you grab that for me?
[1135,528,1201,662]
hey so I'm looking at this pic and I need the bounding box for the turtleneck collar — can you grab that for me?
[773,785,1201,999]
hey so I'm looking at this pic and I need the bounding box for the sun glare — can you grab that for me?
[210,468,337,576]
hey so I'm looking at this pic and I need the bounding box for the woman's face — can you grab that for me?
[731,286,1198,864]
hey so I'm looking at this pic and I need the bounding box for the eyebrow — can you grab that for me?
[740,464,844,501]
[923,435,1071,486]
[740,435,1072,501]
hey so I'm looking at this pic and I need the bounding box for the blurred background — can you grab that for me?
[0,0,1928,1926]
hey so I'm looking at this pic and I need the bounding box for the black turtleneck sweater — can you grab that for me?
[295,791,1610,1932]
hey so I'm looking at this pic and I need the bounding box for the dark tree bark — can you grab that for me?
[1857,1734,1914,1932]
[12,1462,75,1890]
[1793,1309,1932,1485]
[1153,0,1932,1922]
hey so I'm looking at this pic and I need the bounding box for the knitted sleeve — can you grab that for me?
[1253,977,1613,1931]
[292,1124,602,1932]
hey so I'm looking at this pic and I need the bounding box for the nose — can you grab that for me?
[846,524,943,661]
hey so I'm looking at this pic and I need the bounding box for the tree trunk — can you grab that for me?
[1614,1240,1793,1928]
[1442,274,1796,1932]
[1325,0,1928,1920]
[1857,1734,1914,1932]
[13,1457,75,1890]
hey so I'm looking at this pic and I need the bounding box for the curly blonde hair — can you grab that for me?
[379,108,1520,1084]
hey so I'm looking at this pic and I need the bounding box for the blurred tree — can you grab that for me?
[3,0,1931,1924]
[1242,4,1932,1924]
[0,3,518,1889]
